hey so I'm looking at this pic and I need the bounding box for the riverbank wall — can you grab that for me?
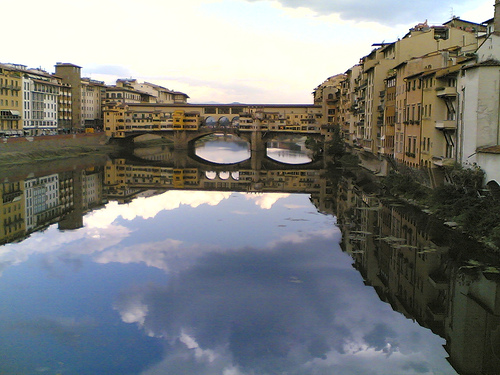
[0,132,109,153]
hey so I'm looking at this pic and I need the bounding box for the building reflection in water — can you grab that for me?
[336,172,500,374]
[0,156,108,245]
[0,146,499,374]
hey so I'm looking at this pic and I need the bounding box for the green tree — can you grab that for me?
[325,124,345,161]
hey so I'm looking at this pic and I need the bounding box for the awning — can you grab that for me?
[0,110,21,116]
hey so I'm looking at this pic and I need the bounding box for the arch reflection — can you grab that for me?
[266,135,313,165]
[194,134,250,164]
[205,171,217,180]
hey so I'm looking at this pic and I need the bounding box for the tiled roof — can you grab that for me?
[478,145,500,154]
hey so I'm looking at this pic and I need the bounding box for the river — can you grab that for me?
[0,135,498,374]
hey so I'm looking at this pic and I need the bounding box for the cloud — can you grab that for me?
[94,238,183,270]
[363,323,398,356]
[244,193,290,209]
[82,64,133,78]
[0,224,130,277]
[268,227,337,248]
[85,191,232,229]
[113,232,451,374]
[245,0,472,25]
[114,291,149,326]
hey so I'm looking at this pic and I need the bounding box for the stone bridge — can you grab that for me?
[123,147,325,171]
[104,103,326,150]
[105,150,328,199]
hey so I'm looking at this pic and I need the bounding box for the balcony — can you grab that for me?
[432,156,454,167]
[427,302,446,321]
[435,120,456,130]
[428,273,447,290]
[2,190,23,204]
[436,86,456,97]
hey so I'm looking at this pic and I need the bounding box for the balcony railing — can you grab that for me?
[435,120,456,130]
[436,86,457,97]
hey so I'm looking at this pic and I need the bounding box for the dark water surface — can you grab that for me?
[0,137,498,374]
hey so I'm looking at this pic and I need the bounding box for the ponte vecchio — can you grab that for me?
[103,103,326,150]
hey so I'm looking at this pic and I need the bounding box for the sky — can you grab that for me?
[0,191,456,374]
[2,0,494,104]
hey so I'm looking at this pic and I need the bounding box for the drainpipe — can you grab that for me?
[498,70,500,145]
[455,86,460,165]
[419,77,423,168]
[459,86,466,164]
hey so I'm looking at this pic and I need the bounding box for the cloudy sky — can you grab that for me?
[2,0,493,103]
[0,191,456,374]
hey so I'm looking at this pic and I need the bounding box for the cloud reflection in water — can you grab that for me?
[113,230,452,375]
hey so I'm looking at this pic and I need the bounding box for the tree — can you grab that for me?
[325,124,345,161]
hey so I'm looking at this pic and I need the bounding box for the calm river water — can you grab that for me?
[0,135,498,374]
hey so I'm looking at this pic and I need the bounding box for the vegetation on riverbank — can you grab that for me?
[317,128,500,250]
[381,165,500,250]
[0,145,116,165]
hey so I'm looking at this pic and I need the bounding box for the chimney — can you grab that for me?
[495,0,500,34]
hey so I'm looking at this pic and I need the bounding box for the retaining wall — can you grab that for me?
[0,132,109,152]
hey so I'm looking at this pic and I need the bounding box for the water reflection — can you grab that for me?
[266,135,313,164]
[336,171,500,375]
[194,134,250,164]
[0,144,498,374]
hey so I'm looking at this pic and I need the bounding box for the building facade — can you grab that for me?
[22,68,62,136]
[0,64,22,136]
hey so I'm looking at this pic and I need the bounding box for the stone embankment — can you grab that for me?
[0,132,114,166]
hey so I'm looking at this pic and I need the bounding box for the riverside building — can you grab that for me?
[318,12,498,186]
[0,64,22,136]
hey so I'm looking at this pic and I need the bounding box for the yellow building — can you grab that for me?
[0,64,23,135]
[173,110,200,130]
[104,103,322,139]
[331,18,484,165]
[391,50,465,184]
[0,181,26,245]
[379,71,396,156]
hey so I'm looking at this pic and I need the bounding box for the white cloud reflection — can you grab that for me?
[244,193,290,209]
[0,224,130,276]
[0,191,307,277]
[85,191,233,228]
[112,231,452,375]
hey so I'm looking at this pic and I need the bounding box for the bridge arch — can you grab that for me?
[231,116,239,127]
[218,116,230,127]
[204,116,217,128]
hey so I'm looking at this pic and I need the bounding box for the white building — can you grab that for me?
[82,171,102,209]
[21,69,61,136]
[81,78,105,129]
[458,1,500,186]
[24,174,60,231]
